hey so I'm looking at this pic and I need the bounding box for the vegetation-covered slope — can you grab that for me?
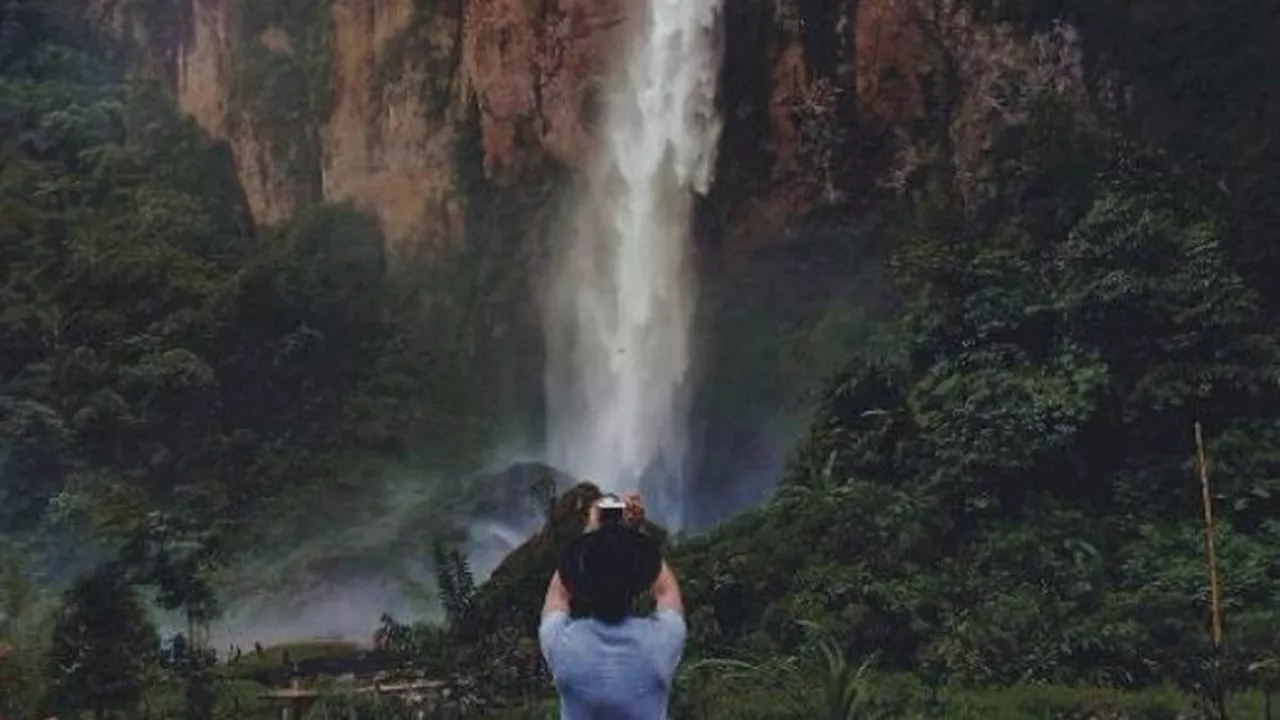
[0,0,526,541]
[0,2,522,707]
[674,99,1280,689]
[0,1,536,714]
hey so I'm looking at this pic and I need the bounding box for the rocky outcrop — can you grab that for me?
[93,0,622,259]
[706,0,1088,258]
[850,0,1087,202]
[464,0,628,181]
[321,0,467,259]
[96,0,1087,258]
[454,479,670,643]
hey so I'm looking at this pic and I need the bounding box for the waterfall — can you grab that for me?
[542,0,725,532]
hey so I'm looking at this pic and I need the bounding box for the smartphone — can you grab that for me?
[596,494,626,525]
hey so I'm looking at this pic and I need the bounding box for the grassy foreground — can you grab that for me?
[182,638,1271,719]
[371,676,1271,720]
[145,675,1265,720]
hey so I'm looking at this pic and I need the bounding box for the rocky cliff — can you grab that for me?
[88,0,1093,262]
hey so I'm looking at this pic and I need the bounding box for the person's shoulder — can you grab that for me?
[649,608,685,623]
[640,609,686,679]
[645,608,687,636]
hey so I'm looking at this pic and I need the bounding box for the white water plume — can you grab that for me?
[542,0,725,531]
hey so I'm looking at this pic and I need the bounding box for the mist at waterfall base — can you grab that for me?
[199,421,800,651]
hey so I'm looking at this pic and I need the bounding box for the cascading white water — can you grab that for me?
[542,0,725,531]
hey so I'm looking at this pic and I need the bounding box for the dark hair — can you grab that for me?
[570,589,635,625]
[559,525,661,625]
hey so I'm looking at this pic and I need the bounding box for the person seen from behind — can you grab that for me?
[538,491,686,719]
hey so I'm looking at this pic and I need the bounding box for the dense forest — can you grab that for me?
[0,0,523,713]
[2,0,1279,718]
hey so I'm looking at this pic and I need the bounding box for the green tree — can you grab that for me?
[0,541,54,719]
[433,541,476,628]
[44,565,157,720]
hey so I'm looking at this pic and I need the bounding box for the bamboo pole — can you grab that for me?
[1195,421,1228,720]
[1195,421,1224,649]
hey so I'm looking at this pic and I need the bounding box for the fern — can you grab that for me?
[675,622,881,720]
[431,541,476,627]
[812,635,874,720]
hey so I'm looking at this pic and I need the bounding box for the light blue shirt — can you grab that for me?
[538,609,687,720]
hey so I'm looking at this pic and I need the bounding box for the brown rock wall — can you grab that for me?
[97,0,1085,256]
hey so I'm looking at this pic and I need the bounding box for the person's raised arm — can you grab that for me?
[648,557,687,684]
[650,559,684,616]
[621,492,684,616]
[542,496,602,618]
[539,567,574,674]
[541,569,571,618]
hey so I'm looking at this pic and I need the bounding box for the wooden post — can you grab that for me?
[1195,421,1224,648]
[1195,421,1228,719]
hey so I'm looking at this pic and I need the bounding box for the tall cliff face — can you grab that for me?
[91,0,1091,260]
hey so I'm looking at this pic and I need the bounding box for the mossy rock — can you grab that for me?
[454,482,668,643]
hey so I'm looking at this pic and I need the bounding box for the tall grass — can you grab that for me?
[674,621,881,719]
